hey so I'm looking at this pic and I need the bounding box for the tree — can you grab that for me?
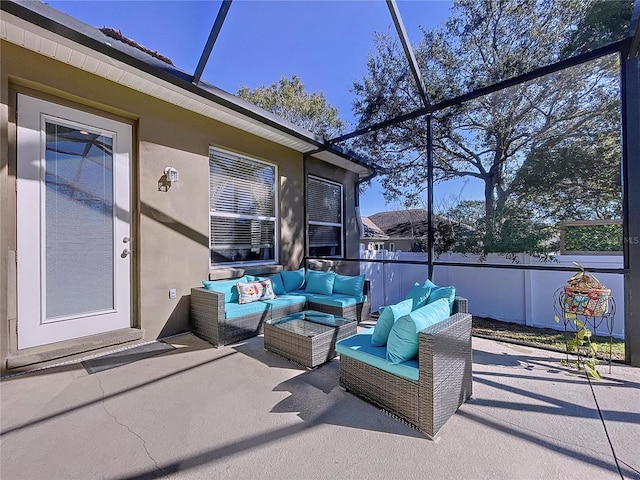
[564,0,635,55]
[350,0,629,256]
[512,128,623,221]
[237,75,346,138]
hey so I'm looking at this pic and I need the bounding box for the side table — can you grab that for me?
[264,310,357,369]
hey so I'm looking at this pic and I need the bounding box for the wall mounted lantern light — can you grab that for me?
[158,166,179,192]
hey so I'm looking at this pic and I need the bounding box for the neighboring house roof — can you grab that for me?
[368,209,431,237]
[1,0,378,179]
[366,208,472,240]
[361,216,389,240]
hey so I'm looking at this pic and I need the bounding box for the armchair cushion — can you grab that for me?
[404,283,432,311]
[386,298,451,364]
[335,328,419,381]
[371,298,413,347]
[428,285,456,313]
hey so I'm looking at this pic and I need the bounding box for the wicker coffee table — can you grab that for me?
[264,310,357,368]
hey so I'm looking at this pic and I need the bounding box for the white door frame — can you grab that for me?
[16,94,132,349]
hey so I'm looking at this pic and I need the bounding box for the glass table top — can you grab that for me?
[266,310,355,336]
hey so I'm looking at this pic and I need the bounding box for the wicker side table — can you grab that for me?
[264,311,357,369]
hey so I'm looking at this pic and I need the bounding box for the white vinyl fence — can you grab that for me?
[359,250,625,339]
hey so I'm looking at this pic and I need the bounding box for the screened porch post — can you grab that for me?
[427,114,434,281]
[622,54,640,367]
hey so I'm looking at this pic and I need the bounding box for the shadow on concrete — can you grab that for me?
[456,409,630,478]
[470,373,640,424]
[109,361,425,480]
[0,350,238,437]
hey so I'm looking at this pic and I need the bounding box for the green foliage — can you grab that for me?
[237,75,346,138]
[513,126,622,221]
[565,224,623,252]
[555,313,601,379]
[563,0,635,55]
[441,200,556,260]
[351,0,627,260]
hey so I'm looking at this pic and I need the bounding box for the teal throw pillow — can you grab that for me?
[428,285,456,313]
[280,268,305,292]
[263,273,286,295]
[305,270,336,295]
[202,275,250,303]
[404,283,432,311]
[386,298,451,364]
[371,298,413,346]
[333,274,366,296]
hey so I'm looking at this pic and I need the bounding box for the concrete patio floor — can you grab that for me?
[1,327,639,480]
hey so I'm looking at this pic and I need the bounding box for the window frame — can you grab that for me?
[208,146,278,268]
[307,175,344,258]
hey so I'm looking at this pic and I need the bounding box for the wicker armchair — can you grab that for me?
[338,297,472,439]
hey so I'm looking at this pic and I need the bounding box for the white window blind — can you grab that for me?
[209,148,277,266]
[307,176,343,257]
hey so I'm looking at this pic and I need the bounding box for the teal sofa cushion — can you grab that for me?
[225,301,270,319]
[335,328,419,381]
[261,294,307,310]
[306,293,366,308]
[386,298,451,364]
[404,283,432,311]
[280,268,306,292]
[333,274,366,296]
[371,298,413,347]
[203,275,251,303]
[258,273,286,296]
[305,270,336,295]
[286,289,315,300]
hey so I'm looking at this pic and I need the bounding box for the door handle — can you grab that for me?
[121,248,131,258]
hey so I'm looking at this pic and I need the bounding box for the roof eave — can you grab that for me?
[1,0,376,177]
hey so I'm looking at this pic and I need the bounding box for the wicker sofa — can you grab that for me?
[190,271,371,348]
[335,296,472,439]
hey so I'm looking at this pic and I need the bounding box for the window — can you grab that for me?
[209,148,277,267]
[389,243,395,252]
[307,176,343,257]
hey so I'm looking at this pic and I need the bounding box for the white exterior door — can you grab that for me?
[16,95,132,349]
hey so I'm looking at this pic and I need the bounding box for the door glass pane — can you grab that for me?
[45,122,114,319]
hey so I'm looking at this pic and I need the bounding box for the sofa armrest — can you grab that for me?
[417,312,473,438]
[190,287,226,347]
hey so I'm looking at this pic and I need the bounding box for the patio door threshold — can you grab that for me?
[5,328,143,371]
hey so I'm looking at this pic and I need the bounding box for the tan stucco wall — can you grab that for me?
[0,41,360,369]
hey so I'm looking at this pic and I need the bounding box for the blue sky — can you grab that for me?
[46,0,482,216]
